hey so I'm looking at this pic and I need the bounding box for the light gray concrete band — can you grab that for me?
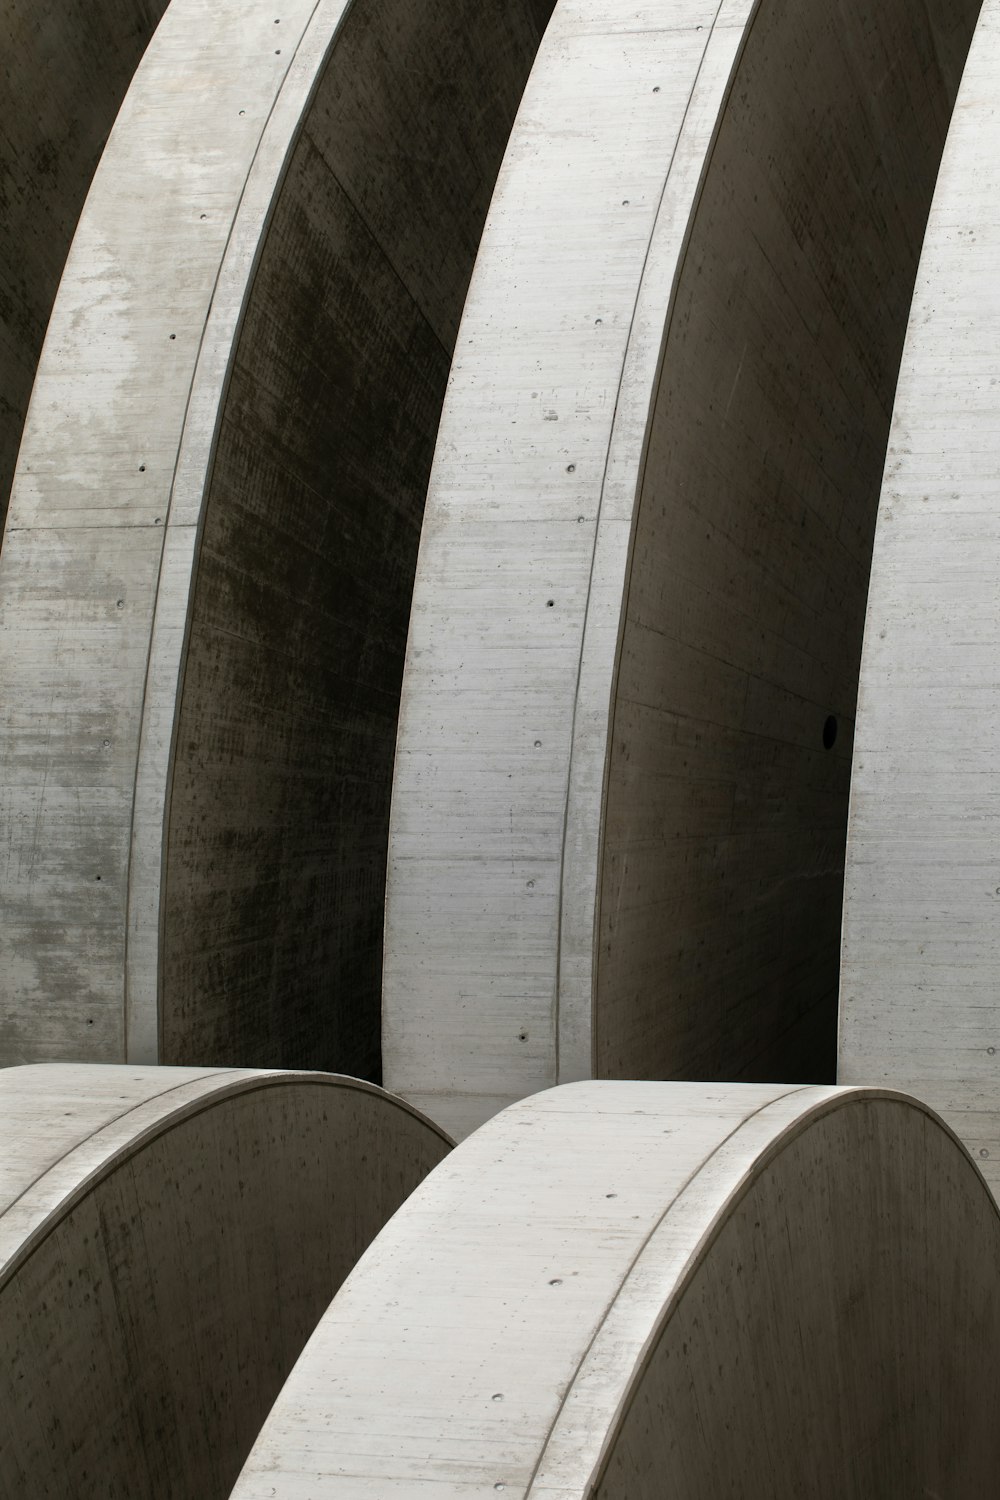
[0,1063,451,1499]
[232,1080,1000,1498]
[384,0,978,1138]
[840,0,1000,1198]
[0,0,553,1074]
[0,0,170,534]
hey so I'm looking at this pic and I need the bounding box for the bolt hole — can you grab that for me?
[239,109,246,116]
[653,85,660,93]
[116,599,125,610]
[606,1192,617,1199]
[86,1018,94,1026]
[94,875,101,881]
[981,1149,990,1159]
[822,714,837,749]
[546,599,554,608]
[492,1393,503,1402]
[549,1278,562,1286]
[200,213,207,220]
[525,881,534,890]
[566,463,575,473]
[154,517,162,525]
[138,464,146,472]
[275,48,281,53]
[102,739,111,749]
[518,1031,527,1041]
[595,317,603,326]
[989,1047,996,1056]
[533,739,542,748]
[622,199,629,206]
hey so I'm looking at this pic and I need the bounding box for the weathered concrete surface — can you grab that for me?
[0,1063,450,1499]
[0,0,169,536]
[0,0,553,1074]
[385,0,978,1138]
[840,0,1000,1199]
[233,1080,1000,1498]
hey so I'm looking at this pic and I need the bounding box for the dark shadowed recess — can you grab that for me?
[598,0,982,1086]
[162,0,556,1079]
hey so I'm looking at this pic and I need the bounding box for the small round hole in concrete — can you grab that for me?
[622,199,629,206]
[981,1149,990,1159]
[116,599,125,610]
[518,1031,527,1041]
[823,714,837,749]
[492,1393,503,1402]
[546,599,554,607]
[549,1278,562,1286]
[566,463,576,473]
[138,464,145,472]
[606,1192,617,1199]
[534,739,542,748]
[988,1047,996,1056]
[653,85,660,92]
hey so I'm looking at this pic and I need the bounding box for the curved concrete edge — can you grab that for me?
[0,0,170,533]
[384,0,755,1142]
[0,1063,451,1497]
[384,0,979,1140]
[0,0,553,1073]
[0,0,330,1066]
[595,0,979,1089]
[232,1080,1000,1497]
[840,0,1000,1196]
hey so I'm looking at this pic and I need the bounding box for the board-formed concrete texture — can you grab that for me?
[0,0,553,1076]
[840,0,1000,1198]
[0,0,171,535]
[232,1080,1000,1498]
[384,0,981,1138]
[0,1063,451,1498]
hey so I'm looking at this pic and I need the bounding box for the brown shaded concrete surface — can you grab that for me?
[596,0,980,1088]
[0,1063,451,1500]
[0,0,554,1078]
[233,1080,1000,1498]
[0,0,169,536]
[384,0,979,1139]
[840,0,1000,1199]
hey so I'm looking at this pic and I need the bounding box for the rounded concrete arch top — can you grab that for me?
[0,0,553,1076]
[233,1080,1000,1498]
[0,1063,451,1498]
[384,0,979,1137]
[840,0,1000,1197]
[0,0,170,532]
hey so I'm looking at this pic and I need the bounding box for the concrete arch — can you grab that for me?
[385,0,979,1137]
[840,0,1000,1196]
[0,1063,450,1498]
[0,0,170,534]
[232,1080,1000,1497]
[0,0,553,1075]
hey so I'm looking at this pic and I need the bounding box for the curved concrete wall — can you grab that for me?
[0,0,169,533]
[597,0,977,1087]
[0,1063,450,1498]
[232,1081,1000,1497]
[0,0,552,1074]
[385,0,978,1137]
[840,0,1000,1196]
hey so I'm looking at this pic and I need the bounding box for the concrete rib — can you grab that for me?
[0,0,553,1074]
[0,1063,451,1498]
[840,0,1000,1198]
[384,0,979,1138]
[0,0,170,535]
[232,1080,1000,1498]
